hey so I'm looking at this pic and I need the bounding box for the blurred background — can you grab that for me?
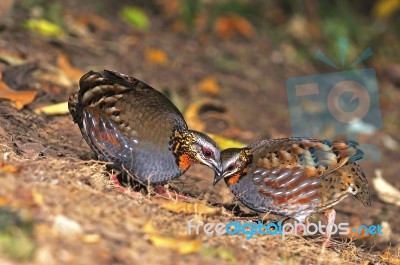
[0,0,400,264]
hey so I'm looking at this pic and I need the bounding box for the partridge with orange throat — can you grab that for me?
[68,70,222,185]
[214,137,371,245]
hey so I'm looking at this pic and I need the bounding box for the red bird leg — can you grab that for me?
[154,185,191,201]
[322,209,336,248]
[109,171,125,193]
[295,219,309,234]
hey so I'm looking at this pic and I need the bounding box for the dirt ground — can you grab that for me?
[0,1,400,264]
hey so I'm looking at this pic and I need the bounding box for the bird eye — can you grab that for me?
[202,147,213,158]
[226,163,236,171]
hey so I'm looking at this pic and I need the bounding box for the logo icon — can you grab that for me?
[286,38,381,161]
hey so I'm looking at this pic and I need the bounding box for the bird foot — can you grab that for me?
[154,185,191,201]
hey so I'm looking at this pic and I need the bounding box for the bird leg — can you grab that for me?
[322,208,336,248]
[295,218,309,234]
[109,171,126,193]
[154,185,191,201]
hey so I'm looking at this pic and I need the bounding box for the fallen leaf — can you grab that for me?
[24,18,64,36]
[143,222,201,254]
[0,74,36,110]
[120,6,150,31]
[373,0,400,18]
[372,169,400,207]
[34,102,69,115]
[184,98,227,131]
[198,77,221,96]
[31,190,44,206]
[0,161,20,174]
[57,53,84,82]
[77,14,111,31]
[155,199,219,215]
[214,14,255,39]
[145,48,169,66]
[81,234,101,244]
[208,133,246,150]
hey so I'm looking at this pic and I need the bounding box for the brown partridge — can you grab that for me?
[214,137,371,244]
[68,70,222,185]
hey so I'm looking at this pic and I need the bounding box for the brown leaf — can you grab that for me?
[143,222,201,254]
[57,53,85,82]
[77,14,111,31]
[214,14,255,39]
[145,48,169,66]
[0,161,20,174]
[0,72,36,110]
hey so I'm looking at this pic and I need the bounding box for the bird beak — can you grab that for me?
[213,170,224,186]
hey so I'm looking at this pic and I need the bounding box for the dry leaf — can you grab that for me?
[208,133,246,150]
[145,48,169,66]
[77,14,110,31]
[31,190,44,206]
[373,0,400,18]
[156,199,219,215]
[214,14,255,39]
[143,222,201,254]
[198,77,221,96]
[82,234,101,243]
[372,169,400,207]
[0,72,36,109]
[184,98,226,132]
[0,161,20,174]
[57,53,84,82]
[34,102,69,115]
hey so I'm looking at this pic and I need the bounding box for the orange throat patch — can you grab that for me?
[178,153,193,171]
[226,173,241,185]
[226,167,248,185]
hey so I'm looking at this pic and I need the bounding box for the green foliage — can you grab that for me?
[0,208,36,261]
[120,6,150,31]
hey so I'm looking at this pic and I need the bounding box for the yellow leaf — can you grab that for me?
[82,234,101,243]
[208,133,246,150]
[373,0,400,18]
[34,102,69,115]
[156,200,219,215]
[143,223,201,254]
[31,190,44,206]
[145,48,169,66]
[24,19,64,36]
[198,77,221,96]
[57,53,84,82]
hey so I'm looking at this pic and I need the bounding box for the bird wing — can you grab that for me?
[250,138,369,213]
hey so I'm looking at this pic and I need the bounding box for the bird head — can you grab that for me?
[172,130,222,176]
[213,147,252,186]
